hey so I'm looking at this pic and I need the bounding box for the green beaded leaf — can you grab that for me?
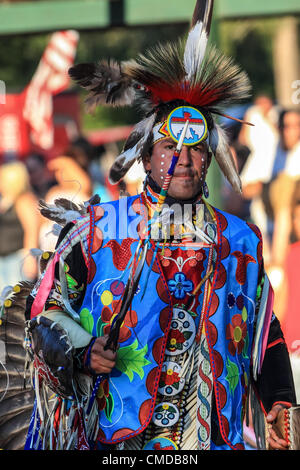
[242,332,250,359]
[225,357,240,395]
[256,276,265,302]
[80,308,94,334]
[96,317,105,337]
[64,263,77,290]
[242,306,248,322]
[155,404,176,413]
[104,392,114,423]
[116,339,151,382]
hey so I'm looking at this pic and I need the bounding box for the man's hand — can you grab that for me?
[266,404,289,450]
[89,335,117,374]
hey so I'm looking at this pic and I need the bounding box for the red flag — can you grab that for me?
[23,30,79,150]
[0,93,31,159]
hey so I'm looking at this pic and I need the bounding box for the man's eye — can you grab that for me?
[165,144,175,150]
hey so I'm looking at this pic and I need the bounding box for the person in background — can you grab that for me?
[264,110,300,310]
[38,155,93,251]
[239,95,279,156]
[263,110,300,401]
[221,120,251,220]
[276,197,300,403]
[239,95,280,264]
[241,109,300,268]
[66,136,112,202]
[25,153,56,200]
[0,161,40,291]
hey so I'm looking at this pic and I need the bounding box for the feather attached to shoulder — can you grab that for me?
[38,198,86,226]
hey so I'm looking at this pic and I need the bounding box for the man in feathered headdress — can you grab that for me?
[17,1,296,451]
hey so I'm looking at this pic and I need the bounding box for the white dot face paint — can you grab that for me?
[161,154,166,179]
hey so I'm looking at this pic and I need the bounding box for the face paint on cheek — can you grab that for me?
[200,162,207,184]
[161,154,165,180]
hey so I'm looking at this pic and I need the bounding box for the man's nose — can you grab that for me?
[178,146,191,165]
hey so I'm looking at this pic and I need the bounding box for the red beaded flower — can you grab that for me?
[226,314,247,355]
[101,300,138,343]
[160,368,181,386]
[96,378,109,411]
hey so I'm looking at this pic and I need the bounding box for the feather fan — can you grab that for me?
[0,281,35,450]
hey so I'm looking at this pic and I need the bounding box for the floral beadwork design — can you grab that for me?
[97,378,110,411]
[96,379,114,422]
[165,308,196,355]
[166,329,187,352]
[168,272,194,299]
[152,403,180,427]
[226,314,247,356]
[100,300,138,343]
[158,362,185,396]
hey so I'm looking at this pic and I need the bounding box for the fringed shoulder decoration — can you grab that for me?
[252,273,274,380]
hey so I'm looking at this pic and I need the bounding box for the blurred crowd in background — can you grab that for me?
[227,98,300,397]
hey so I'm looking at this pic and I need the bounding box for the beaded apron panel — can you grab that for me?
[120,235,217,450]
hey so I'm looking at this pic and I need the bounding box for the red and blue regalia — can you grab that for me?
[70,193,272,450]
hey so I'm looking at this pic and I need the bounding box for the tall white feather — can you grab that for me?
[184,21,208,81]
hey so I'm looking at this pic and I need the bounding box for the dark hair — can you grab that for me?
[278,108,300,130]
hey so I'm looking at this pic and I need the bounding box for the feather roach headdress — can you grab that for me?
[69,0,251,193]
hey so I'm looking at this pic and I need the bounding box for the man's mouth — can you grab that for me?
[173,173,194,179]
